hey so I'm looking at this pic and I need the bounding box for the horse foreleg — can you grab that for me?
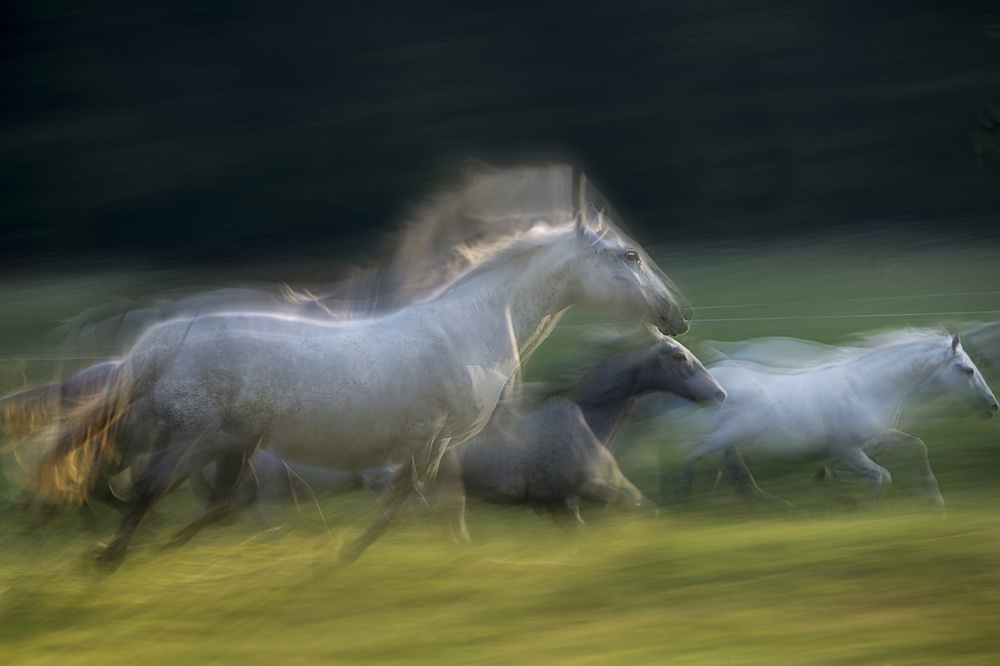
[338,457,420,564]
[676,461,697,504]
[676,426,745,504]
[828,448,892,505]
[578,479,659,516]
[96,428,184,568]
[548,496,585,530]
[866,430,944,511]
[433,447,471,545]
[676,442,719,504]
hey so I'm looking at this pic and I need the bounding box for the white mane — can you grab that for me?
[711,327,955,375]
[376,163,616,302]
[830,327,953,363]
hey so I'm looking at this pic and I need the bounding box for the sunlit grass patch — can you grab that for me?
[3,496,1000,663]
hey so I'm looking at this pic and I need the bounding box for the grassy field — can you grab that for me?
[2,230,999,665]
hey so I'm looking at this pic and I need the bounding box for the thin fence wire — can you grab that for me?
[1,291,999,361]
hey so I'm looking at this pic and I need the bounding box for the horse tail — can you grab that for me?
[35,362,134,505]
[1,360,123,454]
[0,382,62,452]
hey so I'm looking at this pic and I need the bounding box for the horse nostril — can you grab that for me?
[715,390,727,404]
[992,403,999,414]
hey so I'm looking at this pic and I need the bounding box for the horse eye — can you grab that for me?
[673,353,686,362]
[963,367,975,376]
[624,250,640,264]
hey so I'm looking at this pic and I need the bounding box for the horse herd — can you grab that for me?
[1,164,997,569]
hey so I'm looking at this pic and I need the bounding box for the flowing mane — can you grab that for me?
[50,163,617,349]
[827,327,953,364]
[846,326,951,349]
[373,163,587,301]
[710,327,956,376]
[263,163,618,314]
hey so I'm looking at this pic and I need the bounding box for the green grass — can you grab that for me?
[2,231,999,664]
[3,502,1000,665]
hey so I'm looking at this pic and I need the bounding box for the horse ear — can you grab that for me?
[576,202,603,237]
[952,333,961,353]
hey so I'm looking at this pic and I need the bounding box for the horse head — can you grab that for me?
[933,332,999,419]
[571,210,691,336]
[641,335,726,405]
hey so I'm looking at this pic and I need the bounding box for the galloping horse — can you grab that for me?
[34,166,690,567]
[675,329,998,509]
[439,332,725,535]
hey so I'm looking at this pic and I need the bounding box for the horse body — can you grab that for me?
[704,362,889,461]
[677,330,998,508]
[36,189,688,565]
[442,399,653,532]
[131,311,494,473]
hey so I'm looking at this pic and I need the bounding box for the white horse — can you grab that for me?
[675,329,997,509]
[37,196,689,567]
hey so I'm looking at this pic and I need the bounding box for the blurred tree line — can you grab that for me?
[1,0,999,266]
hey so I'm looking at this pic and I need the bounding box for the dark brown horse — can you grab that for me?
[438,333,725,538]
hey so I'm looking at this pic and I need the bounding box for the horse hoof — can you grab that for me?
[262,526,287,539]
[89,536,130,570]
[812,466,832,481]
[450,531,472,546]
[928,499,947,515]
[93,548,125,571]
[336,542,364,565]
[84,541,108,559]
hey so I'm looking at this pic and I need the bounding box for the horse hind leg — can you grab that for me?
[95,427,189,568]
[167,449,254,548]
[432,447,471,545]
[578,478,659,517]
[86,475,129,513]
[548,496,586,530]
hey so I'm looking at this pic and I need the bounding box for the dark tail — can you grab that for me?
[35,363,133,505]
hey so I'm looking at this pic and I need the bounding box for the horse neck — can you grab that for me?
[568,354,644,445]
[847,340,948,412]
[421,237,581,372]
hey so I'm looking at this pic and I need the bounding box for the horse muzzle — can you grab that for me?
[655,310,690,337]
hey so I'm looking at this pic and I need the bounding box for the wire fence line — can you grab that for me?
[693,291,1000,311]
[695,311,1000,323]
[1,292,998,361]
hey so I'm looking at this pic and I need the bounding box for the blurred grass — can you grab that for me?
[2,230,1000,664]
[3,502,1000,665]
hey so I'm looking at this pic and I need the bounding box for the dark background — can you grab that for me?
[2,0,999,267]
